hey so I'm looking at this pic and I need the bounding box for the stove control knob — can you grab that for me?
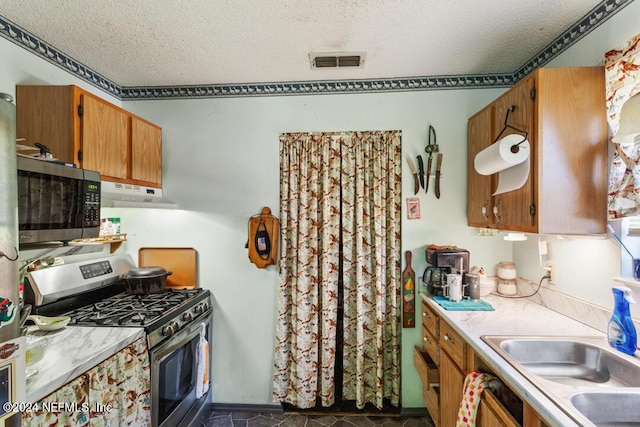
[182,312,193,322]
[162,321,180,337]
[194,304,203,315]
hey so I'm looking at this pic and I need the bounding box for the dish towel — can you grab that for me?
[456,371,496,427]
[433,296,495,311]
[195,324,210,398]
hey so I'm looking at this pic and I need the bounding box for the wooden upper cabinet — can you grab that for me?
[80,93,129,180]
[466,67,607,235]
[130,116,162,185]
[16,85,163,188]
[16,85,76,163]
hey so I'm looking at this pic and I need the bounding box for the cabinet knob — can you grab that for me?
[443,334,456,345]
[482,201,489,219]
[422,312,429,318]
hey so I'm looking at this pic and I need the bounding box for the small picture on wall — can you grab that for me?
[407,197,420,219]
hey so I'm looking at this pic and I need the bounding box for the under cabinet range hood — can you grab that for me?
[101,181,178,209]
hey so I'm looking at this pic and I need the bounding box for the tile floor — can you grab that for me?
[198,410,435,427]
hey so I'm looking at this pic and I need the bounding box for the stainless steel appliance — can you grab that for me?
[23,254,212,427]
[17,156,101,245]
[0,93,26,426]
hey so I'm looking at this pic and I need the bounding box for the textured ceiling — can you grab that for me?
[0,0,630,97]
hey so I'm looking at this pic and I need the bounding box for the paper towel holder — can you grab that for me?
[492,105,528,153]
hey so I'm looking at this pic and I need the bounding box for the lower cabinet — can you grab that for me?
[440,350,465,427]
[23,337,151,426]
[415,300,548,427]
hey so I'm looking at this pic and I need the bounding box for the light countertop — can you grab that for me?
[25,325,145,401]
[420,292,607,427]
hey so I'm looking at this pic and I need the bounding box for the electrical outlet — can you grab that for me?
[548,263,555,285]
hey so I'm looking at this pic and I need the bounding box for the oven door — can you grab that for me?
[150,309,212,427]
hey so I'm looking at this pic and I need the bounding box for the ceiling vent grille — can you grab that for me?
[310,52,366,69]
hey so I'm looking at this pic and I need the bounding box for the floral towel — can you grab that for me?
[456,371,496,427]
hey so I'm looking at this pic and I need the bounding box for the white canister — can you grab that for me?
[498,278,517,296]
[444,273,463,302]
[497,261,517,280]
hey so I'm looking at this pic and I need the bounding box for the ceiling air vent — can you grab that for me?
[310,52,366,69]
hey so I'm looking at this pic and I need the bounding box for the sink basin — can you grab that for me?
[571,391,640,426]
[481,335,640,426]
[490,337,640,387]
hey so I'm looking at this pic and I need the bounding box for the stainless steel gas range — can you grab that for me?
[23,254,212,427]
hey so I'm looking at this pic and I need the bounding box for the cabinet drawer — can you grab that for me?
[414,345,439,388]
[422,325,439,365]
[423,385,440,427]
[421,301,438,335]
[440,320,466,371]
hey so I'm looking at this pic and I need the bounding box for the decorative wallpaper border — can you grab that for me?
[0,0,632,100]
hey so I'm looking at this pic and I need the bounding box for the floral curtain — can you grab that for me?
[272,130,401,410]
[606,32,640,218]
[341,131,401,409]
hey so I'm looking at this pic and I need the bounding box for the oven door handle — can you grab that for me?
[151,309,212,360]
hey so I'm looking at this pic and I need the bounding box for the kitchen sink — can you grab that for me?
[488,336,640,387]
[571,391,640,426]
[481,335,640,426]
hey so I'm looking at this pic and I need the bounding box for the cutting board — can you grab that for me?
[402,250,416,328]
[138,247,197,289]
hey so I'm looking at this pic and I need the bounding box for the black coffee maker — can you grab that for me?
[422,247,470,296]
[422,266,451,296]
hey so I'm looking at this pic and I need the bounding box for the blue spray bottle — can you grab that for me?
[608,286,637,356]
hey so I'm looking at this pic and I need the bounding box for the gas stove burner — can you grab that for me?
[61,287,209,329]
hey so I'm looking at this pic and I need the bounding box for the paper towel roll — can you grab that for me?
[474,134,530,196]
[474,134,529,175]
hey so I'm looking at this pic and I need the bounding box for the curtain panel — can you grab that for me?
[605,32,640,218]
[273,130,401,410]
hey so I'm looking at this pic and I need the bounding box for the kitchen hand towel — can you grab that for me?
[456,371,497,427]
[433,296,495,311]
[195,324,210,398]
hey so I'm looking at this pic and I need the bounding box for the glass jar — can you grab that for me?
[497,261,517,280]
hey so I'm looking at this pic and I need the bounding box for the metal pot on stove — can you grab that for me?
[121,266,172,294]
[422,266,451,296]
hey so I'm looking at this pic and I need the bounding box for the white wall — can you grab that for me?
[3,0,639,408]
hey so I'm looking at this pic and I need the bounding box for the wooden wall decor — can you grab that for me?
[248,207,279,269]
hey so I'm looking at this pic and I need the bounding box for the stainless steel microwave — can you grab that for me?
[17,156,101,245]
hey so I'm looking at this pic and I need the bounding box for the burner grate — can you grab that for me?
[63,288,205,327]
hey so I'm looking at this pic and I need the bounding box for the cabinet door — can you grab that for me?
[16,85,76,163]
[131,116,162,186]
[80,93,129,179]
[478,389,520,427]
[478,400,508,427]
[492,76,536,232]
[467,105,495,228]
[440,350,465,427]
